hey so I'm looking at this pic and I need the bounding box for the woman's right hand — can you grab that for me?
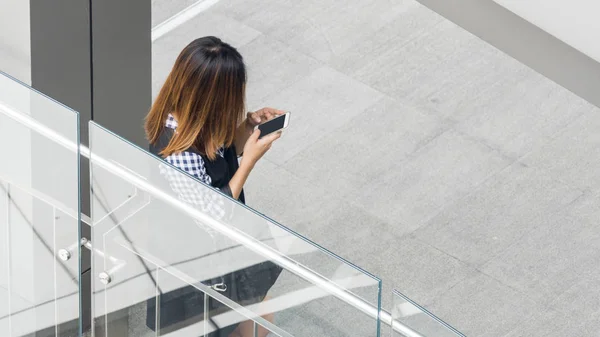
[241,129,281,168]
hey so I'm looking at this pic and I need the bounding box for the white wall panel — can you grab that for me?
[495,0,600,62]
[0,0,31,84]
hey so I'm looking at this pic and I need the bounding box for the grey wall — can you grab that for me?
[91,0,152,148]
[0,0,31,84]
[30,0,93,142]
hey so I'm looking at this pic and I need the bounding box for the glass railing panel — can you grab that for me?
[89,122,382,337]
[391,290,463,337]
[155,267,290,337]
[90,233,159,337]
[0,71,80,336]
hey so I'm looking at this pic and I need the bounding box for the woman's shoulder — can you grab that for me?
[164,150,212,185]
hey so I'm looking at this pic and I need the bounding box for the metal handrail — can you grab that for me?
[0,99,424,337]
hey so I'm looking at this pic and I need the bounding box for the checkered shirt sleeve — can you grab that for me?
[165,152,212,185]
[161,151,228,220]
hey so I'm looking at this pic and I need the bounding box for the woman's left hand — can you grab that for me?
[245,107,285,133]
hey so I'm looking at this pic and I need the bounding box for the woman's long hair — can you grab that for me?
[145,36,246,161]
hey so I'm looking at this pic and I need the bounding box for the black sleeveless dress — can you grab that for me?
[145,124,282,336]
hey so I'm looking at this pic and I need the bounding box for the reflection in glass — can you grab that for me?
[89,122,382,336]
[0,71,80,336]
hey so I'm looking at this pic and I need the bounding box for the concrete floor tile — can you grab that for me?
[362,236,477,309]
[283,97,451,197]
[257,66,383,165]
[246,159,390,256]
[520,111,600,192]
[248,161,474,312]
[216,0,419,63]
[211,0,307,24]
[550,277,600,319]
[152,12,261,97]
[415,163,583,267]
[565,188,600,223]
[480,193,600,307]
[272,295,380,337]
[239,35,321,108]
[351,129,512,232]
[151,0,199,27]
[456,74,591,159]
[351,19,465,98]
[503,308,600,337]
[244,159,339,231]
[428,273,542,337]
[329,4,445,74]
[260,0,420,64]
[422,56,532,123]
[288,204,397,308]
[353,19,531,121]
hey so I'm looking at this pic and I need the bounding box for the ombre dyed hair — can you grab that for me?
[145,36,246,160]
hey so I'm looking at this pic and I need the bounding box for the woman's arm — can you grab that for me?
[227,159,253,199]
[229,129,282,198]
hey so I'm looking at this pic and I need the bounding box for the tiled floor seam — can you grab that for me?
[473,184,586,271]
[453,127,519,164]
[476,267,560,313]
[422,269,481,309]
[275,92,387,167]
[264,160,414,238]
[414,155,516,228]
[404,237,481,308]
[277,91,456,173]
[411,235,475,268]
[248,53,323,105]
[333,22,447,92]
[239,31,263,49]
[545,277,590,317]
[248,33,324,68]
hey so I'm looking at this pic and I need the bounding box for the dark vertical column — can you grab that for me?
[30,0,93,144]
[91,0,152,147]
[29,0,151,334]
[30,1,93,334]
[88,2,151,335]
[30,0,151,145]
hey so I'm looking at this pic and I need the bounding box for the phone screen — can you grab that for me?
[258,114,287,138]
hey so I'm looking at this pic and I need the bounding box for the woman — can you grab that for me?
[145,36,283,337]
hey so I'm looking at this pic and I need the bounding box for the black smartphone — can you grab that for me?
[255,112,290,138]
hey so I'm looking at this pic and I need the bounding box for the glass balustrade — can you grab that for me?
[0,71,81,336]
[391,290,464,337]
[88,122,382,337]
[0,70,465,337]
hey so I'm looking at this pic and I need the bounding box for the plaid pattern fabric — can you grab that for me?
[160,114,229,220]
[165,151,212,185]
[159,163,228,220]
[165,113,178,129]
